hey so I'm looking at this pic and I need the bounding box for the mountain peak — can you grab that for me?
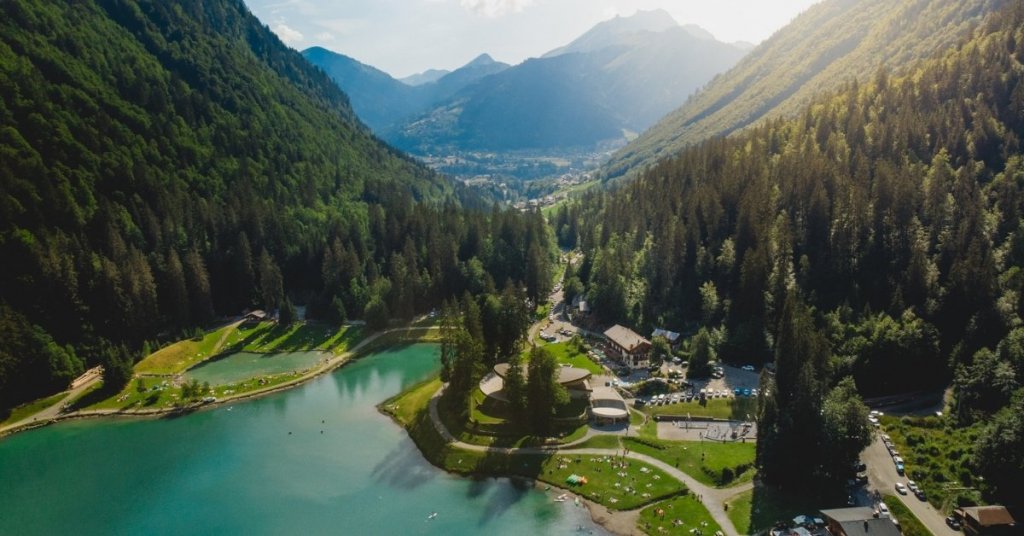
[465,53,497,68]
[610,9,678,33]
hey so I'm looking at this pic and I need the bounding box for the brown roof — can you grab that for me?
[958,506,1016,527]
[603,325,650,352]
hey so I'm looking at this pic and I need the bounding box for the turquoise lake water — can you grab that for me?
[186,350,328,385]
[0,343,609,535]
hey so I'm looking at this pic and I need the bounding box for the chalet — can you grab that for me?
[820,507,900,536]
[244,310,268,323]
[651,328,681,347]
[955,506,1016,536]
[603,325,651,369]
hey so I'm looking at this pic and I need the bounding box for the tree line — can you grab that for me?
[562,2,1024,503]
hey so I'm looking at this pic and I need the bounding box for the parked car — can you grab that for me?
[877,503,890,518]
[907,480,919,493]
[742,388,752,396]
[852,462,867,473]
[914,489,927,501]
[946,516,962,531]
[895,482,907,495]
[741,365,755,371]
[854,473,868,485]
[896,462,905,475]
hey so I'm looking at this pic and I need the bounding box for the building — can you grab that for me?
[589,386,629,424]
[244,310,268,323]
[651,328,681,347]
[603,325,651,369]
[820,507,901,536]
[479,363,593,402]
[955,506,1017,536]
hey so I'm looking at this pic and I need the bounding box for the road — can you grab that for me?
[0,366,102,434]
[862,435,958,536]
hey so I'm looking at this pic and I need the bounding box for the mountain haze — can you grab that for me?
[390,10,748,153]
[604,0,1009,179]
[303,48,509,133]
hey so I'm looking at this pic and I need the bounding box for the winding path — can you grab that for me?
[426,388,749,536]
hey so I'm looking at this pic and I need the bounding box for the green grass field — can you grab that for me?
[623,436,756,487]
[234,322,362,354]
[529,340,604,375]
[724,487,828,535]
[0,392,68,426]
[382,376,684,511]
[644,396,758,420]
[883,496,931,536]
[639,494,722,536]
[135,323,238,375]
[880,414,984,509]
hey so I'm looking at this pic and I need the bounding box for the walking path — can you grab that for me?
[426,388,748,536]
[0,325,437,438]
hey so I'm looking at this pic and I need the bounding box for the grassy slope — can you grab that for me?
[623,436,756,488]
[529,340,605,375]
[639,494,722,536]
[134,324,238,375]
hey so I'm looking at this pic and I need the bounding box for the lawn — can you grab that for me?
[566,434,622,450]
[233,322,362,354]
[639,494,722,536]
[623,436,756,487]
[882,496,931,536]
[880,414,985,510]
[382,376,684,511]
[135,322,239,375]
[528,340,604,375]
[644,396,758,421]
[0,392,68,426]
[724,487,829,535]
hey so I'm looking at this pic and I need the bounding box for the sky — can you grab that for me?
[245,0,822,79]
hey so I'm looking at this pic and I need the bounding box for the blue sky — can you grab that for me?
[245,0,821,78]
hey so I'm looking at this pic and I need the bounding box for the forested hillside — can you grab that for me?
[604,0,1008,180]
[0,0,552,410]
[559,1,1024,505]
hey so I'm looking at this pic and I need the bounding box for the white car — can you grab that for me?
[895,482,907,495]
[907,480,919,493]
[877,503,891,518]
[741,365,755,371]
[893,456,904,465]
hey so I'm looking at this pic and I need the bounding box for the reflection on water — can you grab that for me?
[0,344,610,535]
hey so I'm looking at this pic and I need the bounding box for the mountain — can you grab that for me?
[401,68,450,86]
[604,0,1009,179]
[304,49,509,133]
[0,0,554,410]
[390,11,748,153]
[567,0,1024,508]
[301,47,429,133]
[542,8,680,57]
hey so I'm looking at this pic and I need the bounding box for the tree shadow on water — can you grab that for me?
[370,441,439,491]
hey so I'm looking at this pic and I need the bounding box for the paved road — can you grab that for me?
[862,435,958,536]
[427,389,749,536]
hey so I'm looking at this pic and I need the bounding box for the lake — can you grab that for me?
[0,343,609,535]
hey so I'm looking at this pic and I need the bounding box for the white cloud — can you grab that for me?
[272,22,304,46]
[459,0,534,17]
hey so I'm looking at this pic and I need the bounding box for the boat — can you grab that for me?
[554,493,569,502]
[427,512,438,520]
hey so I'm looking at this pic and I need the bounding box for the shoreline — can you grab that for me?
[0,326,439,440]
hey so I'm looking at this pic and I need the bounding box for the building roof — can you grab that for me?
[820,507,877,523]
[590,386,628,419]
[245,309,267,319]
[603,325,650,352]
[652,328,681,342]
[957,506,1016,527]
[837,519,901,536]
[578,300,591,313]
[493,363,592,385]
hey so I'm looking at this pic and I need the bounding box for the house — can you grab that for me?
[820,507,901,536]
[603,325,651,369]
[955,506,1017,536]
[244,310,268,323]
[651,328,681,347]
[577,300,591,315]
